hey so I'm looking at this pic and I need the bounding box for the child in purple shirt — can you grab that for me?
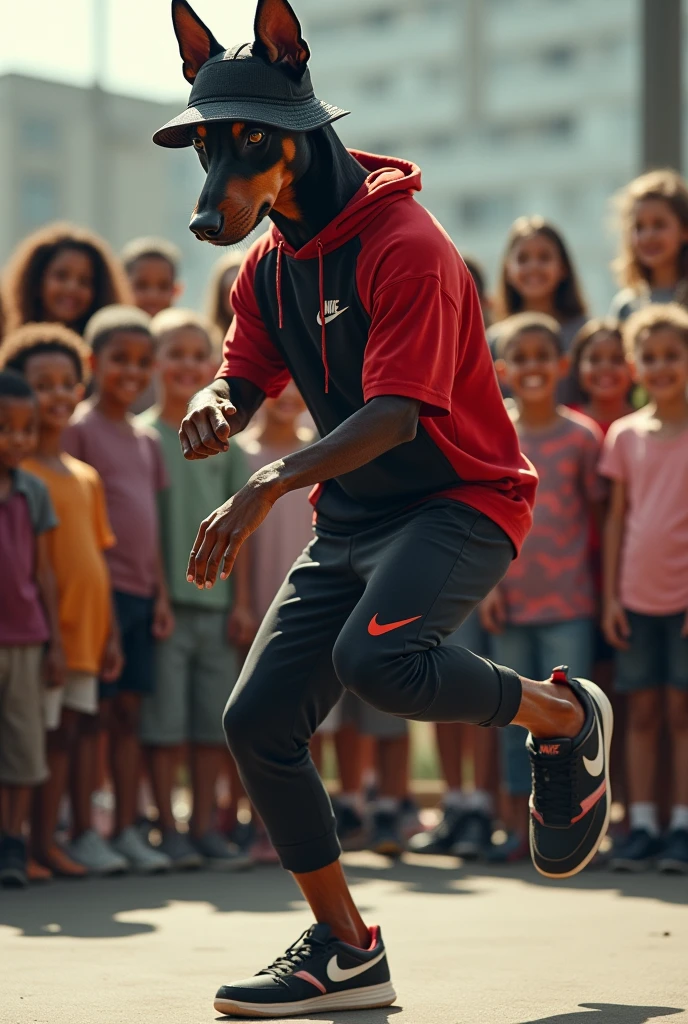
[0,371,62,888]
[64,306,174,875]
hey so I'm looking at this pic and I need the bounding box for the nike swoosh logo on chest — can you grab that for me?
[317,306,349,326]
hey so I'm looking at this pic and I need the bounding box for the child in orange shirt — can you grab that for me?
[2,324,125,878]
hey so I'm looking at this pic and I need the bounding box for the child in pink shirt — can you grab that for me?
[600,304,688,873]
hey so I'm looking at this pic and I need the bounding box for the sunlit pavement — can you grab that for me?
[1,852,686,1024]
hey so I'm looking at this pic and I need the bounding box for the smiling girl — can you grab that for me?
[2,222,131,338]
[610,170,688,321]
[568,318,634,432]
[490,216,588,403]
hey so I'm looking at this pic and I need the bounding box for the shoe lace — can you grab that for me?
[258,928,327,978]
[532,756,576,826]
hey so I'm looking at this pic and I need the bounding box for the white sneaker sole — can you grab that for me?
[533,678,613,880]
[213,980,396,1018]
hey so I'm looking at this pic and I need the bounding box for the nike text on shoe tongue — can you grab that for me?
[533,737,573,758]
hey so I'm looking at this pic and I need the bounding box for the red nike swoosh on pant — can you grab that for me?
[368,614,422,636]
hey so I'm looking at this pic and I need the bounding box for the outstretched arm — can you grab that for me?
[179,377,266,460]
[187,395,421,589]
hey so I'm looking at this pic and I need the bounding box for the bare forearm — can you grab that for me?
[155,545,170,599]
[232,540,252,608]
[36,539,61,642]
[602,512,624,606]
[255,396,420,500]
[185,396,420,590]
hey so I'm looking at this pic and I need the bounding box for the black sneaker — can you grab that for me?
[334,802,366,852]
[451,810,493,861]
[527,667,613,879]
[658,829,688,874]
[408,806,466,855]
[611,828,663,872]
[0,835,28,888]
[369,811,404,858]
[213,922,395,1018]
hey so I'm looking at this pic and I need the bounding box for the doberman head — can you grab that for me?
[169,0,363,249]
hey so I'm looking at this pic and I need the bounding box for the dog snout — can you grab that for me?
[190,209,224,241]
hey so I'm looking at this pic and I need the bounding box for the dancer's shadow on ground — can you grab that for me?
[518,1004,684,1024]
[213,1001,684,1023]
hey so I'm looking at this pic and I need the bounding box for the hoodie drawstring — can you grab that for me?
[317,239,329,393]
[275,240,284,329]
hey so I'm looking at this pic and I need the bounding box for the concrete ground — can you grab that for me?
[1,852,686,1024]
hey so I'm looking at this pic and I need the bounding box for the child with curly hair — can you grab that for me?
[610,170,688,321]
[2,222,131,337]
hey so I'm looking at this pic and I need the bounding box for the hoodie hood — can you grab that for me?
[272,151,423,259]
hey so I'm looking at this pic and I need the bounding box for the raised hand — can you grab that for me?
[179,380,238,460]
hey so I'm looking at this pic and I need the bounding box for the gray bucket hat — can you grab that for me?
[153,45,349,148]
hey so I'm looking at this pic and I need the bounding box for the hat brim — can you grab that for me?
[153,97,349,148]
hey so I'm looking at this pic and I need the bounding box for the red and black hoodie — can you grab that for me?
[218,151,537,554]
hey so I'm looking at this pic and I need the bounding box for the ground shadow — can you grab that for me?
[519,1003,685,1024]
[343,855,688,907]
[216,1006,404,1023]
[0,866,306,939]
[0,852,685,940]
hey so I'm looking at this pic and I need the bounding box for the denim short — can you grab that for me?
[615,610,688,693]
[100,591,155,699]
[490,618,595,796]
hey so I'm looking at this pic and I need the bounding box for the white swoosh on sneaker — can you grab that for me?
[326,950,386,984]
[583,710,604,777]
[316,306,349,326]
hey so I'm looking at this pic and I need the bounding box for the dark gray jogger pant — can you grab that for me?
[223,499,521,873]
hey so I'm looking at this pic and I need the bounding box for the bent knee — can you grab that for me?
[332,639,399,713]
[223,696,271,761]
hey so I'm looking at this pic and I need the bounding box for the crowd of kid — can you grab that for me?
[0,167,687,889]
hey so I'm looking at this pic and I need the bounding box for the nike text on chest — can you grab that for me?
[317,300,349,326]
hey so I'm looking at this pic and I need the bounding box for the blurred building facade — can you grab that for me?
[299,0,640,312]
[0,73,219,308]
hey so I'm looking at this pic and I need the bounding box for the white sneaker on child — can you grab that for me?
[67,830,129,876]
[111,826,172,874]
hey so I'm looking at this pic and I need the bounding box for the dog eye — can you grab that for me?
[192,137,205,151]
[247,130,265,145]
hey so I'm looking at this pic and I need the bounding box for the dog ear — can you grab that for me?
[253,0,310,77]
[172,0,224,84]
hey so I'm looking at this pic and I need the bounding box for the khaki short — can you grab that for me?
[318,691,408,739]
[0,645,48,786]
[140,605,239,747]
[44,672,98,731]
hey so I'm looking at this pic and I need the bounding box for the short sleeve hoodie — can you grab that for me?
[218,151,537,553]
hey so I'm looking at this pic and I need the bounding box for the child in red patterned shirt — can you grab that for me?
[481,312,605,856]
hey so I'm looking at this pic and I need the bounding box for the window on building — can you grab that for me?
[361,9,396,28]
[20,174,58,231]
[487,114,576,145]
[360,75,394,96]
[545,115,575,138]
[541,45,576,68]
[457,194,516,230]
[21,117,58,151]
